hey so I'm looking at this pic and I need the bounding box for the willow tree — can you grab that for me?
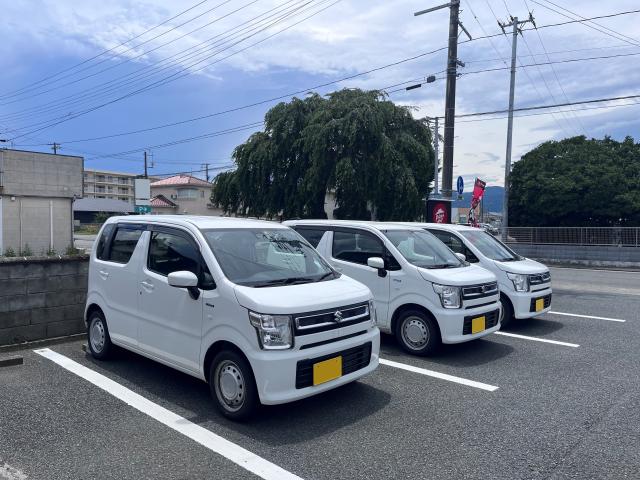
[212,89,434,221]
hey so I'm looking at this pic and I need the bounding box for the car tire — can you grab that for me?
[395,309,441,356]
[500,295,515,328]
[209,349,259,421]
[87,310,113,360]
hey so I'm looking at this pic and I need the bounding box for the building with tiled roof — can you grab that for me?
[149,174,222,216]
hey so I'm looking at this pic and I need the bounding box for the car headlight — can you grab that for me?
[249,312,293,350]
[432,284,462,309]
[507,272,529,292]
[368,299,377,326]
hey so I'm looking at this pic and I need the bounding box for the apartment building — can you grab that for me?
[83,169,137,204]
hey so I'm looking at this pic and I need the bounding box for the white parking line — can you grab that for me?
[494,331,579,348]
[34,348,302,480]
[549,311,626,323]
[379,358,499,392]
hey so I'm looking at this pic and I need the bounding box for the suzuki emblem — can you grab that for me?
[334,310,343,323]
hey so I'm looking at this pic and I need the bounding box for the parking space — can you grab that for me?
[1,267,639,479]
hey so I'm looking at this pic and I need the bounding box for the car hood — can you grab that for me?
[494,258,548,274]
[417,264,497,286]
[233,275,371,314]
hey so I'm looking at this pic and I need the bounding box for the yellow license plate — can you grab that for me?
[535,298,545,312]
[313,356,342,386]
[471,316,486,334]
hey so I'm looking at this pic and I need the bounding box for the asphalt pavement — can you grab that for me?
[1,267,638,479]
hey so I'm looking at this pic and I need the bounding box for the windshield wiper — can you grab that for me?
[316,271,336,282]
[253,277,314,288]
[498,257,519,262]
[426,263,458,269]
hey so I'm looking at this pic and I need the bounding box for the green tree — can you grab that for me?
[509,136,640,226]
[211,89,434,220]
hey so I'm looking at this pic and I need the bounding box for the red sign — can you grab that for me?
[432,202,449,223]
[469,178,486,227]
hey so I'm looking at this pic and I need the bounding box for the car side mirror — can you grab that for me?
[168,271,200,300]
[367,257,387,277]
[455,253,466,262]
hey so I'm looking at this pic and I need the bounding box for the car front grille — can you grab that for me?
[530,294,552,312]
[463,309,500,335]
[462,282,499,301]
[295,342,372,389]
[294,302,370,336]
[529,272,551,286]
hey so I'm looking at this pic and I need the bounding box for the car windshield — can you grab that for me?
[460,229,521,262]
[202,228,338,287]
[384,229,463,269]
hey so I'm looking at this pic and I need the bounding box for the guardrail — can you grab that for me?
[506,227,640,247]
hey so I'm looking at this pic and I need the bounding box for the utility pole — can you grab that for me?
[49,142,61,154]
[499,13,535,241]
[415,1,470,200]
[202,163,210,182]
[144,151,148,178]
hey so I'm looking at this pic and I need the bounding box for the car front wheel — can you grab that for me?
[209,350,259,421]
[395,309,441,356]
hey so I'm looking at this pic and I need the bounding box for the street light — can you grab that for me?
[405,75,437,91]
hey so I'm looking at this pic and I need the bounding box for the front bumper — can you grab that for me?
[434,301,502,344]
[509,287,552,319]
[247,327,380,405]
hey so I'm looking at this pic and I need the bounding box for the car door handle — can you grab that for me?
[98,270,109,279]
[140,280,154,291]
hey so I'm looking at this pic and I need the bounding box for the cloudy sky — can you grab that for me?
[1,0,639,187]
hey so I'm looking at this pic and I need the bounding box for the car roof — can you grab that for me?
[392,222,480,232]
[107,215,288,230]
[283,219,427,232]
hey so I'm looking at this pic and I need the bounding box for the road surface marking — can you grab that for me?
[549,266,640,274]
[379,358,498,392]
[549,311,626,323]
[34,348,302,480]
[494,331,579,348]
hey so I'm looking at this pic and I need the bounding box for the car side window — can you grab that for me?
[96,224,114,260]
[147,230,214,289]
[294,228,327,248]
[107,226,143,264]
[332,230,384,266]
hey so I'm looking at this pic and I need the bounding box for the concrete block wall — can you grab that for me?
[0,256,89,346]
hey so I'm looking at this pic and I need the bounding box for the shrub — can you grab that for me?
[20,244,33,257]
[65,245,80,256]
[3,247,16,257]
[46,247,57,256]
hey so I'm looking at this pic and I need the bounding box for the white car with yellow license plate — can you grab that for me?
[85,216,379,420]
[284,220,502,356]
[410,223,552,326]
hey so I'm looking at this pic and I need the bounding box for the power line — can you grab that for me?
[6,0,340,140]
[5,5,640,143]
[446,93,640,119]
[0,0,237,103]
[531,0,640,48]
[0,0,314,126]
[0,0,212,99]
[456,99,640,122]
[483,0,573,137]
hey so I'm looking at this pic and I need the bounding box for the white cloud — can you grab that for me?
[2,0,640,184]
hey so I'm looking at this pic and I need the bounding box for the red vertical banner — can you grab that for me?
[469,178,486,227]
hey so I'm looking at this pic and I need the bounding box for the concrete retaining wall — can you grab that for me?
[0,255,89,346]
[507,243,640,268]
